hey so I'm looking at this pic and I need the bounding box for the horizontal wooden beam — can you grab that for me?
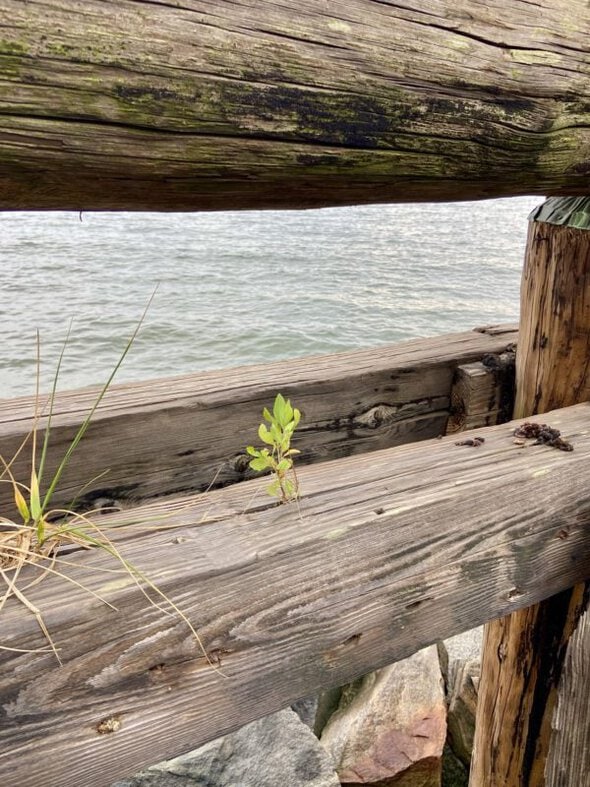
[0,1,588,210]
[2,403,590,787]
[0,325,517,517]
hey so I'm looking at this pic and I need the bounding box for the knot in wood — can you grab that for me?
[354,403,399,428]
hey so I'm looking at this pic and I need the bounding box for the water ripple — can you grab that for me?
[0,197,539,398]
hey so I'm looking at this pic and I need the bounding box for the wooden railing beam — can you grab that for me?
[1,403,590,787]
[0,325,518,516]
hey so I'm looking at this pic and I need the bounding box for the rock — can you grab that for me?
[320,646,447,786]
[445,660,479,767]
[315,685,345,737]
[114,708,340,787]
[439,629,482,768]
[291,695,319,729]
[441,744,468,787]
[439,629,482,680]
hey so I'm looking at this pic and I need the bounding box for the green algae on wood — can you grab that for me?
[0,0,588,209]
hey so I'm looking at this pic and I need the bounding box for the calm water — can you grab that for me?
[0,197,540,399]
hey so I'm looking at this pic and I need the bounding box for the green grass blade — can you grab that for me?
[37,319,73,489]
[30,330,41,497]
[41,287,157,514]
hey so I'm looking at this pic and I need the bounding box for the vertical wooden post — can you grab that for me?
[470,197,590,786]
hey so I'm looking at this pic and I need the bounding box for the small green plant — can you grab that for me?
[246,393,301,503]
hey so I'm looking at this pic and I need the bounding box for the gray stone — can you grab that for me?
[446,660,479,767]
[439,629,482,768]
[114,709,339,787]
[320,646,446,785]
[291,695,319,729]
[315,685,344,738]
[441,744,468,787]
[439,629,482,681]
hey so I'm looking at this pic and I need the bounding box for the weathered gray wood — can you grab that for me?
[0,325,518,516]
[1,402,590,787]
[1,1,589,210]
[545,602,590,786]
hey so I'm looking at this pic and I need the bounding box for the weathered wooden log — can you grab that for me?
[0,325,517,517]
[1,403,590,787]
[471,199,590,785]
[545,605,590,784]
[0,1,589,211]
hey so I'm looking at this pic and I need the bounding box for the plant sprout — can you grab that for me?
[246,393,301,503]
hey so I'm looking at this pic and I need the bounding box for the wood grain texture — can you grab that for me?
[545,603,590,787]
[0,325,518,517]
[471,219,590,785]
[0,0,589,210]
[472,586,589,786]
[516,223,590,415]
[446,351,515,434]
[1,403,590,787]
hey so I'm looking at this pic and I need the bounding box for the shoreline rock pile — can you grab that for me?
[115,630,482,787]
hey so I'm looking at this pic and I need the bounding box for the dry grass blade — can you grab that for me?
[1,506,221,670]
[0,565,61,663]
[0,287,219,670]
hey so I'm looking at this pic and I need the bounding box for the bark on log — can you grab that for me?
[471,203,590,785]
[1,0,589,211]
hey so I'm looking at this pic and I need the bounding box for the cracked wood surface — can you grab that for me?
[0,0,589,210]
[0,324,517,516]
[1,403,590,786]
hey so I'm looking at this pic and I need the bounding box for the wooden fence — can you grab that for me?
[2,326,590,786]
[2,2,590,784]
[1,0,589,211]
[0,324,516,515]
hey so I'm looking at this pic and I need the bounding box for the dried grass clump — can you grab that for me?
[0,292,212,667]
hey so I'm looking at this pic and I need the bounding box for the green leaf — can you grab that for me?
[276,458,292,473]
[246,446,259,457]
[284,401,294,423]
[258,423,275,445]
[270,423,282,444]
[267,479,281,497]
[14,485,30,523]
[273,393,287,422]
[30,469,41,521]
[283,479,295,498]
[292,408,301,428]
[249,457,270,472]
[262,407,273,423]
